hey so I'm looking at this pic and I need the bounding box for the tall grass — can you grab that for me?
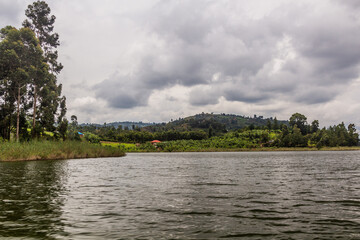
[0,141,125,161]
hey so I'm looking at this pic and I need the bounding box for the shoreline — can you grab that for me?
[0,154,126,162]
[0,141,125,162]
[2,143,358,162]
[124,146,360,153]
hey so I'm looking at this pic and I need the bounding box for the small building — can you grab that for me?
[78,132,84,138]
[151,140,161,145]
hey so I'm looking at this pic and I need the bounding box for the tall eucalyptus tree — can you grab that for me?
[0,26,44,141]
[23,0,66,136]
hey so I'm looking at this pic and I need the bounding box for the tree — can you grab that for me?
[56,95,67,139]
[289,126,307,147]
[37,74,62,132]
[23,0,65,134]
[208,125,213,138]
[0,26,44,141]
[310,120,319,133]
[289,113,308,135]
[273,117,279,130]
[67,115,80,140]
[23,1,62,73]
[70,115,78,126]
[347,124,359,146]
[266,119,272,130]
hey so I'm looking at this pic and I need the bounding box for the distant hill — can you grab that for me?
[80,121,157,130]
[143,113,288,133]
[80,113,288,132]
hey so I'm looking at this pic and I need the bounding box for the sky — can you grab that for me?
[1,0,360,126]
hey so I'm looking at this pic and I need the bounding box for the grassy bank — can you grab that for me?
[175,146,360,152]
[0,141,125,161]
[101,141,360,152]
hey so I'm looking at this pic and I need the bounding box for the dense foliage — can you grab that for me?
[75,113,359,151]
[143,113,288,134]
[0,1,66,142]
[77,123,208,143]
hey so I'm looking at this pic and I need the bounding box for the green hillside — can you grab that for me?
[144,113,288,133]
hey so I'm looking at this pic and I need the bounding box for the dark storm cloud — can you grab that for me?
[295,88,337,105]
[224,87,270,104]
[189,86,220,106]
[289,9,360,84]
[335,0,360,9]
[137,54,207,88]
[94,73,150,109]
[95,0,360,109]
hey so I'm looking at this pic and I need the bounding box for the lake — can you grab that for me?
[0,151,359,239]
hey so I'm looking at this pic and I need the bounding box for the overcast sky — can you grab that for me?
[1,0,360,126]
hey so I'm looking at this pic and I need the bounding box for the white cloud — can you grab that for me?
[2,0,360,127]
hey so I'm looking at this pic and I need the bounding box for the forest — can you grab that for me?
[74,112,359,152]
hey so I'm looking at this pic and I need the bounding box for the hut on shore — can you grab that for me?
[151,140,161,145]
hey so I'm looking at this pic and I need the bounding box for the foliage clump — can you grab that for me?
[0,141,125,161]
[92,113,360,152]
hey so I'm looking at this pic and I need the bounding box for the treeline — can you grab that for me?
[276,122,358,148]
[138,123,359,152]
[77,122,208,143]
[0,1,67,142]
[234,113,359,148]
[143,112,289,133]
[75,112,359,149]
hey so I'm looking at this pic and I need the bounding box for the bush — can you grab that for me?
[84,132,101,144]
[0,141,125,161]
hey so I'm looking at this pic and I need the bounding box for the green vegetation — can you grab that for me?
[143,113,288,133]
[101,141,138,151]
[0,141,125,161]
[77,112,359,153]
[0,1,66,142]
[0,2,125,162]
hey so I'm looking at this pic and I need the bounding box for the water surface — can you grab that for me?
[0,151,360,239]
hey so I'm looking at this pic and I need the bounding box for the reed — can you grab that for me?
[0,141,125,161]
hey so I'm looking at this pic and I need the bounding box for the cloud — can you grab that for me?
[0,0,346,125]
[335,0,360,9]
[3,0,360,125]
[92,0,360,113]
[189,85,220,106]
[0,0,26,25]
[93,74,143,109]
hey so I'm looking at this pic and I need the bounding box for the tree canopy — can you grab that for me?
[0,0,66,141]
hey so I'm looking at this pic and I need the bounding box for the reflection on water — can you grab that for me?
[0,151,360,239]
[0,160,69,239]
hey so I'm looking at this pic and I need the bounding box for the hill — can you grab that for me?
[80,121,157,130]
[143,113,288,133]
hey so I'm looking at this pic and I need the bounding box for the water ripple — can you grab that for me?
[0,151,359,239]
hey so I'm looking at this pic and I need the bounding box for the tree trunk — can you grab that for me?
[8,114,11,140]
[32,84,37,137]
[16,86,20,142]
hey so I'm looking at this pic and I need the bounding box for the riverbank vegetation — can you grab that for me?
[0,1,125,161]
[89,112,360,152]
[0,141,125,161]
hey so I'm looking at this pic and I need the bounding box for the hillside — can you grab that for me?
[80,121,157,130]
[143,113,288,133]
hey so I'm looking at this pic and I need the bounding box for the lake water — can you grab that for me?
[0,151,359,239]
